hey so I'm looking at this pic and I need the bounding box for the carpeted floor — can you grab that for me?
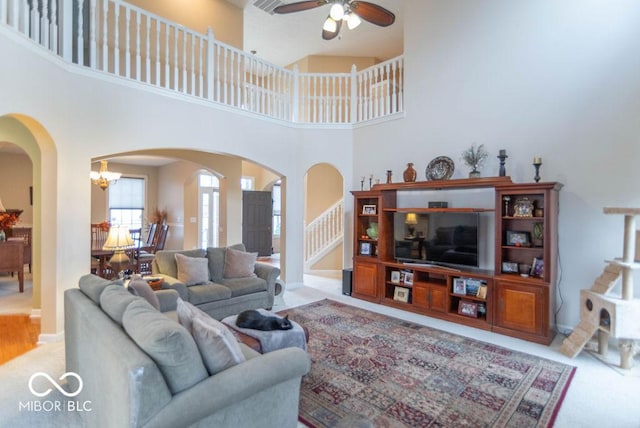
[288,299,575,428]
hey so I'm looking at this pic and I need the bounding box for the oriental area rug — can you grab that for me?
[285,299,575,428]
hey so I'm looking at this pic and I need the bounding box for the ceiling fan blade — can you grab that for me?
[322,17,342,40]
[273,0,328,14]
[350,1,395,27]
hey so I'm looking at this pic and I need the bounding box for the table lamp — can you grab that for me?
[405,213,418,238]
[103,225,133,277]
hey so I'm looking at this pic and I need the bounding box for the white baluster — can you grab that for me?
[164,24,170,88]
[173,27,179,89]
[77,0,84,65]
[114,3,120,75]
[102,0,108,72]
[206,28,214,101]
[145,15,150,83]
[182,30,187,92]
[223,47,228,104]
[155,19,161,85]
[124,7,130,78]
[135,11,141,80]
[42,0,49,47]
[190,35,195,95]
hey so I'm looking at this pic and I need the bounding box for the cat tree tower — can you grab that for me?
[560,207,640,369]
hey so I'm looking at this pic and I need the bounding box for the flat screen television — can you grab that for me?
[393,211,479,268]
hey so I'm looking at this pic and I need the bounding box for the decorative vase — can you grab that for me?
[403,163,417,182]
[366,222,378,239]
[469,167,481,178]
[0,230,5,241]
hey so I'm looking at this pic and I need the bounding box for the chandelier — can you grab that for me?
[90,160,122,190]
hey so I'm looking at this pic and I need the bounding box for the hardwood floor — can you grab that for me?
[0,314,40,364]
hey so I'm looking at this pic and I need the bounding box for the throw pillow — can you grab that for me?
[176,298,246,375]
[123,299,208,394]
[223,247,258,279]
[127,276,160,310]
[100,283,140,326]
[79,274,123,304]
[175,253,209,286]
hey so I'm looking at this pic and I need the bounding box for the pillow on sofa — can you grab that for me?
[176,298,245,375]
[123,299,208,394]
[79,274,124,304]
[223,247,258,279]
[175,253,209,286]
[207,243,246,283]
[100,284,140,326]
[155,249,206,279]
[127,276,160,310]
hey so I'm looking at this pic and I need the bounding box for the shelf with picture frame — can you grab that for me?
[351,178,561,343]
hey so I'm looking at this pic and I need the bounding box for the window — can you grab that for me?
[241,176,254,190]
[108,177,145,229]
[199,173,220,248]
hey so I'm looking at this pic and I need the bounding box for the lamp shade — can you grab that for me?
[347,13,361,30]
[323,17,337,32]
[329,2,344,20]
[405,213,418,225]
[103,226,133,251]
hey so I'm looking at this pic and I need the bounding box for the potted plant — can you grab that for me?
[461,143,488,178]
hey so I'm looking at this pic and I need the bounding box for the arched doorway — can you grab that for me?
[304,163,344,274]
[0,114,57,339]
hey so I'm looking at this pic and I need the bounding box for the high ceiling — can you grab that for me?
[232,0,404,67]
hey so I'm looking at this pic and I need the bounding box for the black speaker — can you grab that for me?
[342,268,353,296]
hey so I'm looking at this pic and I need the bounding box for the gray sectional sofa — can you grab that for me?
[152,244,280,320]
[65,274,310,428]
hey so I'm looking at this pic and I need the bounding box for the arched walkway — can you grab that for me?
[0,114,57,339]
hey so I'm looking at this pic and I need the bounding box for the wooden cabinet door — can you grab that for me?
[353,262,378,299]
[430,285,448,313]
[495,280,545,335]
[413,286,429,309]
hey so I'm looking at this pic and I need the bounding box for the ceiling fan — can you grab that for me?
[273,1,395,41]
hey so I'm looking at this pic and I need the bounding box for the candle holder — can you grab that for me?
[533,158,542,183]
[369,174,373,190]
[503,195,511,217]
[386,170,392,184]
[497,149,508,177]
[360,176,365,191]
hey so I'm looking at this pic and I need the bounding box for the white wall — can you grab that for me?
[0,29,353,336]
[354,0,640,329]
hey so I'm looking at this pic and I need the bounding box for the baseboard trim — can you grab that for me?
[30,308,41,319]
[38,331,65,344]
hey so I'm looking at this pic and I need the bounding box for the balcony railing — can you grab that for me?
[1,0,404,125]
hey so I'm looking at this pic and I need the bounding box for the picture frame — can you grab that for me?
[362,205,377,215]
[390,270,401,284]
[476,284,488,300]
[458,300,478,318]
[513,197,534,217]
[531,257,544,277]
[506,230,531,247]
[452,278,466,295]
[502,261,519,273]
[359,241,372,256]
[404,272,414,286]
[393,286,410,303]
[465,278,481,296]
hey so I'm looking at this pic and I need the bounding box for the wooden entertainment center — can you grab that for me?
[351,177,562,344]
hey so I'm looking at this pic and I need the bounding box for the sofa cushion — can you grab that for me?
[220,276,268,298]
[100,284,140,325]
[175,253,210,286]
[79,274,123,304]
[127,276,160,310]
[187,283,232,305]
[207,243,246,283]
[176,298,245,375]
[155,249,206,279]
[223,247,258,279]
[123,299,208,394]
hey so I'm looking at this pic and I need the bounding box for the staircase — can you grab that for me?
[304,200,343,271]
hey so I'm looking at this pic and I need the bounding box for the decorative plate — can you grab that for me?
[426,156,455,180]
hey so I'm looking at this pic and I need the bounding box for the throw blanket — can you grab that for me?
[222,309,307,353]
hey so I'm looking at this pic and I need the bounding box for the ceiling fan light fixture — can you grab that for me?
[329,2,345,21]
[347,13,361,30]
[323,16,338,33]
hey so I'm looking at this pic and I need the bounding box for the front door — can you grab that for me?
[242,191,272,256]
